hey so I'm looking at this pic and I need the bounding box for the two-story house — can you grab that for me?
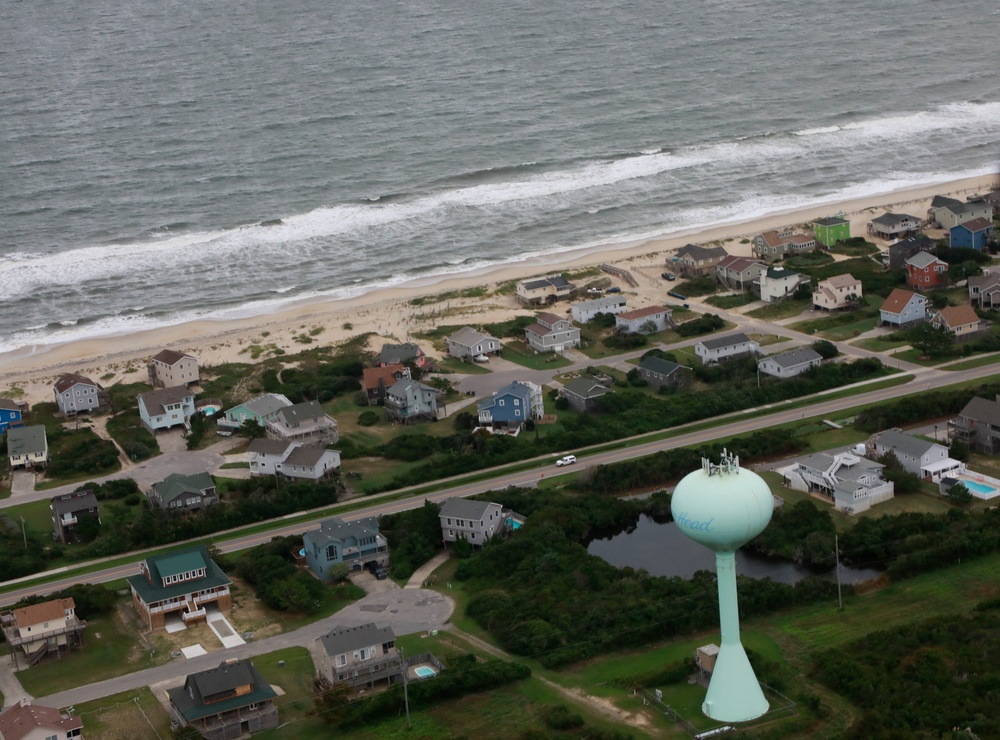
[0,399,23,434]
[867,212,922,240]
[813,215,851,246]
[50,491,100,544]
[439,498,507,546]
[147,349,200,388]
[524,312,581,353]
[905,251,949,291]
[757,347,823,378]
[715,256,765,291]
[384,378,441,424]
[968,270,1000,308]
[882,234,936,270]
[813,274,862,311]
[950,218,995,251]
[694,333,760,365]
[0,598,86,670]
[870,429,960,481]
[316,623,403,690]
[879,288,930,328]
[930,304,989,342]
[149,472,219,513]
[637,356,688,390]
[265,400,339,445]
[378,343,428,368]
[246,439,341,481]
[515,275,575,306]
[53,373,108,416]
[445,326,503,361]
[7,426,48,470]
[0,699,84,739]
[927,195,992,230]
[560,377,613,412]
[571,296,627,324]
[137,386,196,434]
[217,393,293,433]
[303,516,388,579]
[167,659,278,740]
[756,267,806,303]
[949,396,1000,454]
[615,305,672,334]
[752,229,817,262]
[477,381,542,432]
[127,545,232,630]
[362,364,409,405]
[674,244,728,276]
[786,452,894,514]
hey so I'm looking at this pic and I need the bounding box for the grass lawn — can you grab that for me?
[789,312,878,342]
[746,299,811,321]
[941,353,1000,371]
[71,688,173,739]
[852,336,910,352]
[105,411,160,461]
[501,341,573,370]
[705,293,757,309]
[435,356,492,374]
[252,647,317,733]
[889,347,951,366]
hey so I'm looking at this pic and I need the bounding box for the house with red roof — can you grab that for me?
[0,699,83,740]
[362,363,409,405]
[715,255,766,291]
[147,348,199,388]
[0,598,86,669]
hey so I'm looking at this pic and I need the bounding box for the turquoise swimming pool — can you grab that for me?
[508,518,522,530]
[414,666,436,678]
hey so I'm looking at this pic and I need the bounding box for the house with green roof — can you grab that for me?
[149,472,219,513]
[127,545,231,630]
[167,658,278,739]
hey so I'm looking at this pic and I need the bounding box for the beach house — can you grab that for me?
[439,498,507,546]
[882,235,936,270]
[905,251,949,291]
[147,348,200,388]
[53,372,108,416]
[930,304,989,341]
[445,326,503,361]
[694,333,760,365]
[316,623,403,690]
[515,275,575,305]
[571,295,627,323]
[785,452,894,515]
[927,195,992,230]
[0,700,84,739]
[524,312,581,353]
[303,516,388,578]
[167,659,278,740]
[879,288,929,328]
[384,377,441,423]
[246,439,341,481]
[757,347,823,378]
[0,598,87,670]
[870,429,960,482]
[756,267,807,303]
[615,305,672,334]
[50,490,100,544]
[362,364,409,405]
[949,396,1000,454]
[715,256,765,291]
[378,342,428,368]
[149,472,219,513]
[675,244,728,276]
[813,215,850,246]
[812,274,862,311]
[138,386,196,434]
[968,270,1000,308]
[477,380,542,432]
[127,545,232,631]
[867,212,922,240]
[6,425,48,470]
[950,218,994,251]
[0,399,23,434]
[265,400,339,445]
[751,229,817,262]
[560,377,613,412]
[217,392,293,433]
[637,356,688,390]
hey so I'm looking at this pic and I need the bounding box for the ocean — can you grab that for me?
[2,0,999,355]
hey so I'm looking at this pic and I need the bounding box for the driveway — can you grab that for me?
[330,588,453,636]
[350,570,401,595]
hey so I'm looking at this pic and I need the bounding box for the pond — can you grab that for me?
[587,515,880,585]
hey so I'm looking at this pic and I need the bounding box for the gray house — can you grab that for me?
[757,347,822,379]
[787,452,894,514]
[316,623,403,690]
[378,343,427,368]
[675,244,728,276]
[867,212,922,240]
[571,296,628,323]
[217,393,293,432]
[53,373,108,416]
[694,333,760,365]
[927,195,992,230]
[149,472,219,513]
[384,377,441,424]
[50,491,100,544]
[265,400,339,445]
[637,356,688,390]
[247,439,341,481]
[524,312,581,353]
[439,498,507,545]
[968,270,1000,309]
[7,425,48,470]
[949,396,1000,454]
[561,377,613,413]
[303,516,388,578]
[167,659,278,740]
[870,429,959,481]
[445,326,503,361]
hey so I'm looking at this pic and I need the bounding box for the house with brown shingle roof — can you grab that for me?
[674,244,728,276]
[968,270,1000,309]
[615,305,673,334]
[931,304,989,341]
[147,348,199,388]
[751,229,817,262]
[0,598,86,669]
[715,255,766,291]
[137,386,196,434]
[524,312,581,352]
[53,373,108,416]
[362,364,409,405]
[879,288,929,328]
[812,274,862,311]
[0,699,84,740]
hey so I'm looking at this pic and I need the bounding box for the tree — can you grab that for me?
[639,319,658,335]
[949,439,970,462]
[945,483,973,505]
[812,339,839,359]
[240,418,266,439]
[327,563,350,583]
[908,323,954,358]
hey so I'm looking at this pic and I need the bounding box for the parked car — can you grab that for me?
[661,272,676,281]
[473,354,489,363]
[556,455,577,467]
[606,287,622,293]
[365,561,388,579]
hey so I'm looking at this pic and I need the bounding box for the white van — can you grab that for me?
[556,455,577,467]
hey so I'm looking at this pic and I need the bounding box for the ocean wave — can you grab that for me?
[794,101,1000,139]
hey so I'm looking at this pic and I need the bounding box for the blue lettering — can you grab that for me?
[675,512,714,532]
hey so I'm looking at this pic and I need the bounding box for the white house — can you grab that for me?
[247,439,341,481]
[757,267,806,303]
[147,349,200,388]
[813,274,862,311]
[524,312,581,353]
[137,386,196,434]
[879,288,929,328]
[785,452,894,515]
[439,498,507,545]
[445,327,503,361]
[694,333,760,365]
[614,305,672,334]
[571,296,628,323]
[871,429,961,481]
[757,347,822,378]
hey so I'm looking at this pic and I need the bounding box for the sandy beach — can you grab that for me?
[1,173,996,406]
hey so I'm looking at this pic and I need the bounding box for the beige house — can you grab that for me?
[316,623,403,690]
[757,267,806,303]
[147,349,200,388]
[0,598,86,670]
[813,274,862,311]
[931,304,989,341]
[265,400,339,445]
[751,229,817,262]
[927,195,992,230]
[515,275,575,305]
[0,700,83,740]
[674,244,728,276]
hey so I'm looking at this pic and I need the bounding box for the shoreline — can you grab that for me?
[1,172,997,403]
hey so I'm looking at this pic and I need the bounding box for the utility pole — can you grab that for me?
[20,515,27,549]
[835,534,843,610]
[400,646,411,728]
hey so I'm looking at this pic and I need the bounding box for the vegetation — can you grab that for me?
[380,501,443,580]
[105,411,160,461]
[675,313,725,337]
[672,275,717,296]
[854,383,1000,433]
[229,536,328,612]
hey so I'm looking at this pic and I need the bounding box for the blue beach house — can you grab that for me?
[950,218,994,251]
[0,399,23,434]
[477,380,542,432]
[303,516,388,579]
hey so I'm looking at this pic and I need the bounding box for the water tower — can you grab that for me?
[671,450,773,722]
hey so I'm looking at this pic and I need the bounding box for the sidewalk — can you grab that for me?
[405,551,451,589]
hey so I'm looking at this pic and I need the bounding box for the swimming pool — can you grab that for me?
[964,480,995,494]
[508,518,522,530]
[956,475,1000,500]
[199,405,220,415]
[414,666,436,679]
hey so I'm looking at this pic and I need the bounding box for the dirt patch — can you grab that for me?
[570,687,652,730]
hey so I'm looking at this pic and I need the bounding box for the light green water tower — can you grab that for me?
[671,450,773,723]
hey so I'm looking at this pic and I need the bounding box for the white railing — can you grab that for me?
[182,607,207,622]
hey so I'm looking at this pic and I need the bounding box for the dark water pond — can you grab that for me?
[587,515,880,585]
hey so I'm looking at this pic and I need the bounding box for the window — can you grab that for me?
[336,653,347,667]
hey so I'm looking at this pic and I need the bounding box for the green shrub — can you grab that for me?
[544,705,584,730]
[357,410,379,427]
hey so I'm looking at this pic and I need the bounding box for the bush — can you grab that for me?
[357,410,379,427]
[676,313,725,337]
[123,493,143,506]
[544,705,584,730]
[604,333,647,350]
[554,396,570,410]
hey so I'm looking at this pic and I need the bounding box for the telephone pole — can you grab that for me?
[835,534,843,610]
[400,646,411,728]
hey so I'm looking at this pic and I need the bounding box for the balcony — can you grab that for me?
[60,515,78,527]
[182,607,207,622]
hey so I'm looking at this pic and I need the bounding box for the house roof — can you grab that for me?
[959,396,1000,427]
[6,426,46,457]
[127,545,231,605]
[815,216,849,226]
[876,429,942,459]
[378,343,422,365]
[50,491,99,516]
[363,364,406,392]
[448,326,498,347]
[238,393,293,418]
[871,212,920,227]
[304,516,380,549]
[520,275,573,291]
[562,377,612,400]
[12,598,75,631]
[573,296,627,312]
[943,201,987,216]
[440,497,500,522]
[717,256,763,273]
[283,444,336,467]
[478,381,532,412]
[821,273,860,289]
[151,349,194,366]
[698,332,753,351]
[247,438,293,456]
[906,250,944,269]
[387,378,438,398]
[169,659,276,722]
[0,700,83,740]
[138,386,193,415]
[968,271,1000,291]
[0,398,19,412]
[547,275,573,289]
[536,311,563,325]
[275,400,326,425]
[524,322,556,338]
[880,288,922,315]
[677,244,727,261]
[931,195,963,209]
[639,356,684,376]
[320,623,396,657]
[935,304,980,329]
[152,472,214,504]
[762,347,822,369]
[953,217,993,233]
[765,267,800,280]
[618,305,668,321]
[891,235,937,251]
[53,373,98,394]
